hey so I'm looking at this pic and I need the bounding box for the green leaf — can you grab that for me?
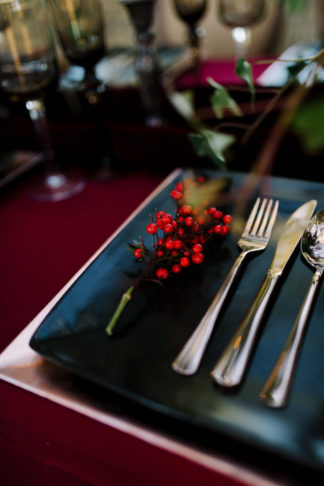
[189,129,235,169]
[269,0,306,13]
[282,0,307,13]
[235,58,255,100]
[292,96,324,152]
[207,78,242,119]
[168,90,195,121]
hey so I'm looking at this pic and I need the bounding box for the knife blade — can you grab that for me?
[210,199,317,388]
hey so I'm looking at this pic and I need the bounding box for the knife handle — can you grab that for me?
[211,272,279,387]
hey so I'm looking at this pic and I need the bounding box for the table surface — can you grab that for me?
[1,163,324,486]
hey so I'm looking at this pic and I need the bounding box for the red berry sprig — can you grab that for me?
[106,176,232,335]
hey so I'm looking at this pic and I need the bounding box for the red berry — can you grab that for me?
[197,176,205,183]
[171,250,178,256]
[208,207,217,215]
[180,257,190,267]
[192,253,204,264]
[174,239,182,250]
[214,210,223,220]
[156,211,165,219]
[214,225,222,234]
[147,223,158,234]
[164,223,173,233]
[156,268,168,279]
[184,250,190,257]
[177,228,184,236]
[192,243,203,254]
[134,249,143,258]
[172,263,182,274]
[157,238,164,246]
[200,235,207,244]
[185,217,194,227]
[196,215,205,225]
[157,219,164,229]
[171,220,177,229]
[223,214,232,224]
[157,250,164,257]
[161,215,171,225]
[165,239,174,250]
[181,205,192,216]
[221,225,230,235]
[175,182,184,191]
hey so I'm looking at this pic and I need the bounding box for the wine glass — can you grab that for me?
[218,0,265,59]
[120,0,163,127]
[0,0,85,201]
[49,0,106,105]
[173,0,207,62]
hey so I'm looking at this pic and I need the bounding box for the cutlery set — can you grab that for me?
[173,197,322,408]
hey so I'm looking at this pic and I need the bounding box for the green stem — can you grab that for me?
[106,286,134,336]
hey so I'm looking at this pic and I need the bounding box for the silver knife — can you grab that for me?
[210,199,317,388]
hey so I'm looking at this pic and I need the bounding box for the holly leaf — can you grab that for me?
[207,77,242,118]
[292,96,324,152]
[189,128,235,169]
[235,58,255,100]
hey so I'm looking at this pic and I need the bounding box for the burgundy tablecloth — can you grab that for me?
[0,167,251,486]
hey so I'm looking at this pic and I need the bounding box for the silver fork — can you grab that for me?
[172,197,279,376]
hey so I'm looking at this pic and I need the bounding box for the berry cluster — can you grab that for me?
[106,176,232,335]
[133,177,232,281]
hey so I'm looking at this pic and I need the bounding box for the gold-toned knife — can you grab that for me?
[210,199,317,388]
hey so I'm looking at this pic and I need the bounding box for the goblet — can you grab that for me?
[173,0,207,60]
[0,0,85,201]
[218,0,265,59]
[49,0,106,105]
[120,0,163,126]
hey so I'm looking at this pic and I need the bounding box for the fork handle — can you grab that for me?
[211,272,279,387]
[260,269,323,408]
[172,250,248,376]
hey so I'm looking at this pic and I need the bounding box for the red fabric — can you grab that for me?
[176,57,272,89]
[0,168,248,486]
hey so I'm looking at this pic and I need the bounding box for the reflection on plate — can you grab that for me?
[30,169,324,475]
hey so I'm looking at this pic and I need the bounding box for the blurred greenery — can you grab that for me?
[292,96,324,153]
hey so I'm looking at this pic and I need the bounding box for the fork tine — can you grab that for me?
[250,198,267,235]
[264,199,279,239]
[258,199,273,235]
[242,197,260,236]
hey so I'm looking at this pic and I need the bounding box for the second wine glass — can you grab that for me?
[218,0,265,59]
[49,0,106,105]
[174,0,207,62]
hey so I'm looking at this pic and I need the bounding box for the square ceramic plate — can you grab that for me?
[30,169,324,476]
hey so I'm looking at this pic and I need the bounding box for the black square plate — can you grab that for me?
[30,169,324,475]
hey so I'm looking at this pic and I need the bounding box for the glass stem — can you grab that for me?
[26,98,66,189]
[232,26,251,59]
